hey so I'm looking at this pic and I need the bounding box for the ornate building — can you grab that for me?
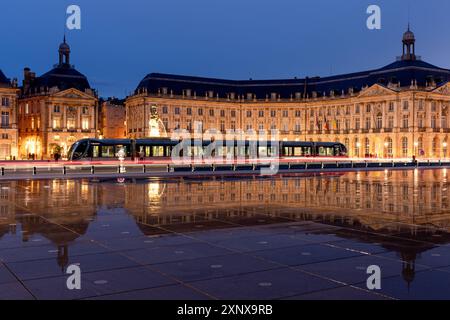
[0,69,19,160]
[126,28,450,158]
[18,38,98,159]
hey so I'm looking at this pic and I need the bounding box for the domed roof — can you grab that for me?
[59,36,71,53]
[36,65,91,92]
[403,26,415,42]
[23,39,92,95]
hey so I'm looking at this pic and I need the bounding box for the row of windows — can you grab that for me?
[52,117,91,130]
[158,101,445,119]
[21,104,90,115]
[154,115,449,133]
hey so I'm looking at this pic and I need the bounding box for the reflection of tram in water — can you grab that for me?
[67,138,347,161]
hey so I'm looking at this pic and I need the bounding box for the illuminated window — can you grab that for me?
[52,117,61,129]
[82,117,90,130]
[67,118,76,130]
[402,137,408,157]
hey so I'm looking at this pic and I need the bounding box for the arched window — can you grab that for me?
[354,138,360,157]
[385,137,393,158]
[432,137,439,157]
[418,137,424,156]
[402,137,408,158]
[364,138,370,157]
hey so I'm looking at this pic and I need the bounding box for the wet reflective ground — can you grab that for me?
[1,169,450,300]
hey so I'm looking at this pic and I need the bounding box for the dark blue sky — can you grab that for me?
[1,0,449,98]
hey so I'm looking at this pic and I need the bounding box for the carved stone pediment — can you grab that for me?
[358,84,396,98]
[433,82,450,95]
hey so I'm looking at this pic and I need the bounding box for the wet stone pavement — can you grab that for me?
[1,169,450,300]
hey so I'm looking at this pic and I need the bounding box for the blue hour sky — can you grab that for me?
[0,0,449,98]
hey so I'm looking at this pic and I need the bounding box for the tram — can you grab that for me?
[67,138,348,161]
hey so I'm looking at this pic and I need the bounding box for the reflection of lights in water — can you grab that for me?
[117,178,125,184]
[148,182,165,201]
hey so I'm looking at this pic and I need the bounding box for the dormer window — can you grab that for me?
[247,93,253,100]
[162,87,168,95]
[208,91,214,98]
[271,93,277,101]
[185,89,191,97]
[295,92,302,99]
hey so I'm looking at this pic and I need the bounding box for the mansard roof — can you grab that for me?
[31,64,91,92]
[135,28,450,100]
[135,58,450,100]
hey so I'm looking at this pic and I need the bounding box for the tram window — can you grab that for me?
[237,146,246,157]
[93,146,99,158]
[101,146,115,158]
[334,146,341,156]
[226,147,234,158]
[318,146,333,156]
[152,146,164,157]
[258,147,267,157]
[283,147,291,156]
[268,147,278,157]
[302,147,312,156]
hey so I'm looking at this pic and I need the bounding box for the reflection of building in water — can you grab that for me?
[0,179,98,271]
[125,171,450,231]
[124,170,450,287]
[0,181,17,239]
[1,172,450,283]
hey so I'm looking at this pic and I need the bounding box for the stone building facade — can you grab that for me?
[99,98,126,139]
[126,28,450,159]
[18,38,97,159]
[0,70,19,160]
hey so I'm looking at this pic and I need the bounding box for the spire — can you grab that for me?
[401,25,416,61]
[58,35,71,66]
